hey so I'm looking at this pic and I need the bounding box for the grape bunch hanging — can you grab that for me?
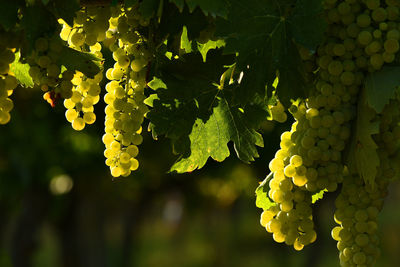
[259,0,400,266]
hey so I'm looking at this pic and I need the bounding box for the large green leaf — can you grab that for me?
[348,89,380,186]
[215,0,325,107]
[365,66,400,113]
[170,95,264,172]
[146,51,229,146]
[146,50,266,173]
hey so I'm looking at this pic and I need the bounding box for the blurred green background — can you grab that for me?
[0,87,399,267]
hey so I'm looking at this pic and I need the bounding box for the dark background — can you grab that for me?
[0,87,399,267]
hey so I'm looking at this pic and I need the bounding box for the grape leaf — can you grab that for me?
[365,66,400,113]
[169,0,229,18]
[255,173,276,210]
[10,52,34,88]
[146,50,265,172]
[170,95,264,172]
[57,46,102,78]
[215,0,325,107]
[0,0,20,30]
[146,51,233,154]
[348,89,380,186]
[312,189,327,204]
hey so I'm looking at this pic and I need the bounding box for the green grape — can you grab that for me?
[372,7,387,22]
[70,31,85,47]
[386,6,400,21]
[333,44,346,56]
[366,0,380,10]
[356,14,371,27]
[72,117,85,131]
[370,53,384,70]
[328,60,344,76]
[384,38,399,53]
[357,30,373,46]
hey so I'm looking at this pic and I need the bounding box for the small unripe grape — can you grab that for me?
[72,117,85,131]
[366,0,380,10]
[337,2,351,14]
[384,39,399,53]
[387,29,400,40]
[370,53,384,70]
[70,32,85,47]
[328,61,343,76]
[357,14,371,27]
[372,7,387,22]
[357,31,373,46]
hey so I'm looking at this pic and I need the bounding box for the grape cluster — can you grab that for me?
[60,8,109,130]
[64,70,102,131]
[0,31,19,124]
[102,6,150,177]
[332,172,388,266]
[332,99,400,267]
[28,37,74,99]
[260,0,400,253]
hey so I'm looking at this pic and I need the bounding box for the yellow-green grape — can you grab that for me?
[270,101,287,123]
[357,30,373,46]
[372,7,387,22]
[72,117,85,131]
[370,53,384,70]
[356,13,371,27]
[384,38,399,53]
[328,60,343,76]
[70,31,85,47]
